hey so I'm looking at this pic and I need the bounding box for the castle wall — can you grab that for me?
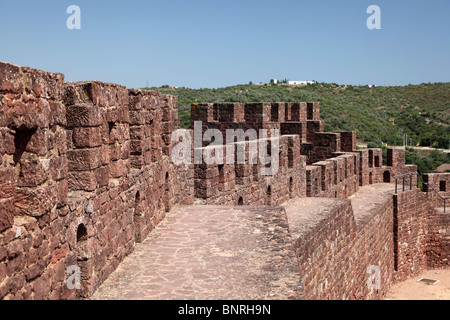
[0,62,193,300]
[286,186,396,300]
[423,173,450,268]
[0,62,447,301]
[0,62,70,300]
[393,188,428,282]
[427,207,450,268]
[422,173,450,208]
[352,190,395,300]
[193,135,306,206]
[288,183,437,300]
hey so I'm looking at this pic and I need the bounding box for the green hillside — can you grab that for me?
[148,82,450,149]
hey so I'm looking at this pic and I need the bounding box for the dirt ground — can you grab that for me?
[385,269,450,300]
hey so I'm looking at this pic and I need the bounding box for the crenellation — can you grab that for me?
[306,102,320,120]
[0,61,447,301]
[335,131,356,152]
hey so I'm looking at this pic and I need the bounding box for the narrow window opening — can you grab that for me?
[440,181,446,192]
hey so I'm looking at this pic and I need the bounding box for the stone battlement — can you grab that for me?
[0,62,448,300]
[0,62,193,299]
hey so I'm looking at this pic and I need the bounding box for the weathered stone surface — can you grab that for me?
[67,147,102,171]
[91,206,303,300]
[0,199,14,232]
[0,61,446,302]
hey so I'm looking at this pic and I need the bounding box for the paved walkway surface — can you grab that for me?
[91,184,399,300]
[349,183,396,226]
[91,205,303,300]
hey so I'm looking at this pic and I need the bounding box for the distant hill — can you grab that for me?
[147,82,450,149]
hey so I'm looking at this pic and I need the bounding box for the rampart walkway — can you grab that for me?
[91,184,397,300]
[91,205,303,300]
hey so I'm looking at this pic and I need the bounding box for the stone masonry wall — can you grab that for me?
[427,207,450,268]
[288,189,396,300]
[423,173,450,208]
[423,173,450,268]
[352,192,395,300]
[0,62,69,300]
[393,188,429,282]
[193,135,306,206]
[291,199,357,300]
[0,62,193,300]
[1,61,447,301]
[290,183,438,300]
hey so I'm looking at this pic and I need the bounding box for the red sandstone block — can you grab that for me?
[48,125,67,155]
[0,274,25,299]
[130,154,144,169]
[94,84,128,109]
[161,134,172,146]
[191,103,211,123]
[160,121,177,135]
[68,171,97,192]
[103,110,119,124]
[150,135,160,149]
[22,127,49,156]
[194,186,219,199]
[100,145,110,165]
[67,147,102,171]
[50,245,68,264]
[336,131,356,152]
[151,148,161,162]
[195,178,218,189]
[0,128,15,154]
[130,140,143,155]
[280,122,307,142]
[49,155,68,181]
[32,271,51,300]
[162,145,172,157]
[0,262,6,284]
[109,160,128,178]
[0,199,14,232]
[66,104,103,127]
[1,93,43,115]
[129,126,144,140]
[129,110,146,125]
[25,260,45,282]
[109,144,122,161]
[128,94,144,111]
[120,141,131,159]
[109,123,129,144]
[72,126,102,148]
[0,94,50,129]
[55,180,68,207]
[64,81,128,108]
[49,100,66,127]
[16,154,48,187]
[14,186,55,217]
[117,106,130,123]
[220,181,236,192]
[6,254,26,278]
[0,62,64,99]
[162,107,173,122]
[94,166,110,187]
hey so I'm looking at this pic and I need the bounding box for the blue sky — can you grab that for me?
[1,0,449,88]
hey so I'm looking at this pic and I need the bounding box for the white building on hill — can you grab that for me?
[287,80,316,85]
